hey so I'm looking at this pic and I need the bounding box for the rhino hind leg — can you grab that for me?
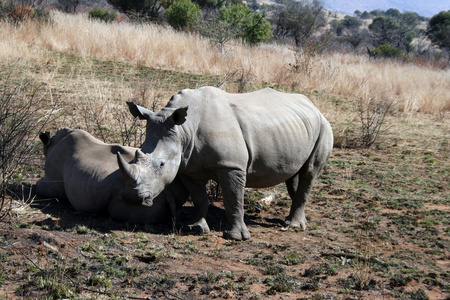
[285,121,333,230]
[35,178,67,201]
[285,172,312,230]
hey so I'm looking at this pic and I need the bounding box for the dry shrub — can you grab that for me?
[357,96,395,148]
[0,68,55,220]
[10,5,34,23]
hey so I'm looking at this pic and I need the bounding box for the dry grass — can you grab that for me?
[0,11,449,116]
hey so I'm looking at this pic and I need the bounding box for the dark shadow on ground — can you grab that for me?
[18,183,286,238]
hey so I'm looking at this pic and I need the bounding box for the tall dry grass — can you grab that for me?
[0,11,449,115]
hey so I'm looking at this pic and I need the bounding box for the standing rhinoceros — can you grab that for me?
[36,128,188,224]
[118,87,333,240]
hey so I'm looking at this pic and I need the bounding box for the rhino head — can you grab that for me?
[117,102,188,207]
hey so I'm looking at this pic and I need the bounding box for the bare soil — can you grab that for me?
[1,135,449,299]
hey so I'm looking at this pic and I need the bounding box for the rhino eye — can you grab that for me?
[159,161,165,168]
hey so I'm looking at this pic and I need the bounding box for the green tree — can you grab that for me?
[342,15,361,28]
[165,0,200,30]
[219,4,271,44]
[243,11,272,44]
[427,10,450,52]
[201,4,271,50]
[385,8,400,18]
[273,0,327,48]
[369,16,416,52]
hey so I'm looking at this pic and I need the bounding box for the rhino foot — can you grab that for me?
[185,218,210,234]
[223,227,251,241]
[284,218,307,231]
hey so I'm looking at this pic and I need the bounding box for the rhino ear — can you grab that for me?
[169,106,188,126]
[126,101,154,120]
[117,152,138,184]
[39,132,51,146]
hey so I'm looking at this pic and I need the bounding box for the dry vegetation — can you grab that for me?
[1,11,449,115]
[0,11,449,300]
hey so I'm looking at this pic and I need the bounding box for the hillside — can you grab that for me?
[323,0,448,18]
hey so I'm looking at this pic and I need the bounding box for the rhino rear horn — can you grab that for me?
[134,149,147,162]
[117,152,138,184]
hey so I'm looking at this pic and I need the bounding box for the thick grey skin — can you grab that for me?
[123,87,333,240]
[36,128,188,224]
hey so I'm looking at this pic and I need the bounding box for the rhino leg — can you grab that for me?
[285,123,332,230]
[180,175,210,234]
[285,172,312,230]
[218,169,250,241]
[35,178,68,201]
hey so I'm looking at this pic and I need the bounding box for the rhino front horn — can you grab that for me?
[117,152,138,184]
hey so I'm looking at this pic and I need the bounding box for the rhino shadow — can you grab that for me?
[15,182,278,235]
[27,185,231,236]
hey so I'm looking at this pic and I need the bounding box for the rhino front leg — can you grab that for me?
[218,169,250,241]
[179,175,210,234]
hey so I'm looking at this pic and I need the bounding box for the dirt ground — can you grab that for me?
[1,101,449,300]
[1,140,449,299]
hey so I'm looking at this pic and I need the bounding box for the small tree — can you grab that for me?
[218,4,271,44]
[165,0,200,30]
[201,4,271,51]
[273,0,327,48]
[357,97,394,148]
[368,16,416,52]
[427,10,450,53]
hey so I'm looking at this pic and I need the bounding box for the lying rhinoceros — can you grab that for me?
[118,87,333,240]
[36,128,188,224]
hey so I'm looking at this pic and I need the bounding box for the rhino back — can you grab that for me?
[167,87,325,187]
[43,129,136,212]
[228,89,324,186]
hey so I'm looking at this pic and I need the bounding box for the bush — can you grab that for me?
[108,0,163,22]
[0,3,50,24]
[0,69,55,220]
[165,0,200,30]
[201,4,271,47]
[368,44,408,60]
[241,11,272,45]
[88,8,117,23]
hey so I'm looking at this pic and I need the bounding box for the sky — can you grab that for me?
[323,0,450,17]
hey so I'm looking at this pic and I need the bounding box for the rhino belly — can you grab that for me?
[244,123,317,188]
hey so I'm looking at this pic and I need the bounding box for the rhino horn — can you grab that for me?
[117,152,138,184]
[135,149,147,162]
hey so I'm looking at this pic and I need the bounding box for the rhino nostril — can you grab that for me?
[142,197,153,207]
